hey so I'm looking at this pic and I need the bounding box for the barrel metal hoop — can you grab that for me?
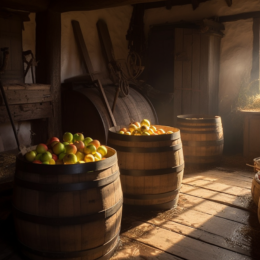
[123,187,181,200]
[177,115,221,124]
[14,171,120,192]
[108,129,180,142]
[178,123,222,129]
[182,139,224,147]
[180,129,222,134]
[18,230,120,259]
[13,198,123,226]
[106,143,182,153]
[120,164,184,176]
[15,154,117,175]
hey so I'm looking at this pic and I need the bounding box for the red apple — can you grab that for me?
[53,142,65,155]
[33,160,42,164]
[74,141,85,152]
[63,132,73,143]
[89,140,100,149]
[25,151,36,162]
[47,137,60,146]
[36,144,48,154]
[65,144,77,154]
[52,154,58,161]
[73,133,84,142]
[50,141,60,148]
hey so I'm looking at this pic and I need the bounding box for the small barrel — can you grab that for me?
[252,176,260,206]
[254,157,260,172]
[107,125,184,210]
[13,147,122,260]
[177,114,224,167]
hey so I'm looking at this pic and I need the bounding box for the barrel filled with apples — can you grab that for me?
[13,132,122,260]
[108,119,184,210]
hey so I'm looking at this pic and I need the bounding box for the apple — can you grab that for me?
[63,154,77,165]
[63,142,70,146]
[52,154,58,161]
[36,144,48,154]
[74,141,85,152]
[49,159,56,165]
[83,137,93,146]
[73,133,84,142]
[65,144,77,154]
[42,161,50,165]
[63,132,73,143]
[25,151,36,162]
[84,144,96,154]
[33,160,42,164]
[35,153,42,161]
[53,142,65,155]
[50,141,60,148]
[89,140,100,149]
[58,152,66,160]
[47,137,60,146]
[40,151,52,162]
[76,151,85,161]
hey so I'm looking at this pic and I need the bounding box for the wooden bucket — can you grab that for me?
[252,176,260,206]
[107,125,184,210]
[13,147,122,260]
[177,114,224,167]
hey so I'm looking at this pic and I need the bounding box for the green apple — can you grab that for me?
[58,152,66,160]
[83,137,93,146]
[25,151,36,162]
[73,133,84,142]
[63,154,77,165]
[40,151,52,162]
[53,142,65,155]
[36,144,48,154]
[63,132,73,143]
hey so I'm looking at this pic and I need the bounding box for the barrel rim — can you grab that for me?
[16,146,117,175]
[177,114,221,123]
[108,125,180,142]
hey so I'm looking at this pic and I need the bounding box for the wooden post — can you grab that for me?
[36,10,61,137]
[251,17,260,82]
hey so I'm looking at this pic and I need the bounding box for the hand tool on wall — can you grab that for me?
[23,50,37,84]
[71,20,117,127]
[0,47,21,151]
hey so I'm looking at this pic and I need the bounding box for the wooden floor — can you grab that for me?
[0,153,260,260]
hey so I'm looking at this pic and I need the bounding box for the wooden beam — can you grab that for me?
[144,0,209,10]
[36,10,61,137]
[225,0,232,7]
[191,0,200,10]
[251,18,260,82]
[50,0,165,12]
[219,11,260,23]
[0,0,49,12]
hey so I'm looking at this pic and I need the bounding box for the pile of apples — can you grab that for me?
[117,119,173,136]
[24,132,108,165]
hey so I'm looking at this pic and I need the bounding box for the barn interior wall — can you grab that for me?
[0,13,35,152]
[144,0,257,151]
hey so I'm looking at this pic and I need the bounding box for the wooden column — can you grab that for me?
[36,10,61,137]
[251,17,260,82]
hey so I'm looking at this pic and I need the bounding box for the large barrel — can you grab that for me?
[13,147,122,260]
[62,85,158,144]
[252,177,260,206]
[177,114,224,167]
[107,125,184,209]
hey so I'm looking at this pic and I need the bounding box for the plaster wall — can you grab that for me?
[61,6,133,82]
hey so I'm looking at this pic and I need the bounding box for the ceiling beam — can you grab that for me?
[191,0,200,10]
[225,0,232,7]
[0,0,49,12]
[50,0,166,13]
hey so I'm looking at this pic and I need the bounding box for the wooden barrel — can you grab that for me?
[252,176,260,206]
[62,85,158,144]
[13,147,122,260]
[107,125,184,210]
[254,157,260,172]
[177,114,224,166]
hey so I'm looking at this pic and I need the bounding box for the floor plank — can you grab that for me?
[123,221,252,260]
[180,184,255,212]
